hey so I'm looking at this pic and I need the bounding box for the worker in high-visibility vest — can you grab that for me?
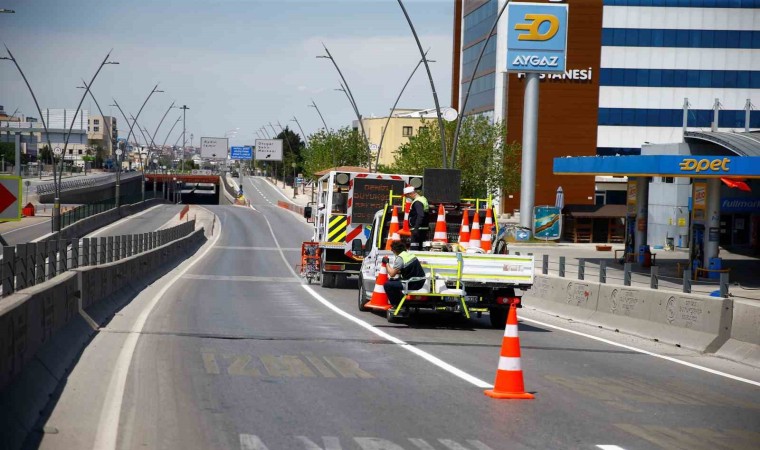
[403,185,429,251]
[383,240,426,307]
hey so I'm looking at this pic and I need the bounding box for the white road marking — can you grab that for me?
[521,315,760,388]
[92,210,222,450]
[254,196,492,388]
[250,177,289,203]
[597,446,628,450]
[87,204,165,238]
[3,219,51,234]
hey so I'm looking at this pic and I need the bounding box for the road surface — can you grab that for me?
[30,176,760,450]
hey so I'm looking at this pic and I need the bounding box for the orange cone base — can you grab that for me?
[365,303,392,311]
[484,389,535,400]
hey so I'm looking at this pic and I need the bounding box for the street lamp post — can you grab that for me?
[180,105,189,172]
[291,162,297,198]
[395,0,447,169]
[308,99,334,167]
[317,45,372,171]
[291,116,308,148]
[376,51,432,170]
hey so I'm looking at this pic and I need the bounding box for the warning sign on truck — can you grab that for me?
[350,178,405,225]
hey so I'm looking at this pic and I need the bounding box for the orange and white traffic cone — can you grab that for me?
[484,304,534,399]
[365,260,392,311]
[481,208,493,253]
[399,198,412,237]
[385,206,401,250]
[432,204,448,243]
[458,210,470,249]
[468,210,482,249]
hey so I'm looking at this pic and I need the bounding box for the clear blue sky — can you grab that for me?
[0,0,455,147]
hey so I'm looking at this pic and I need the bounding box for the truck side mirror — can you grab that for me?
[351,239,364,256]
[303,206,312,219]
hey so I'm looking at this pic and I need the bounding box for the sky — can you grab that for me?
[0,0,455,148]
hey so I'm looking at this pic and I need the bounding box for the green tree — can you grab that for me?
[301,127,368,178]
[381,116,520,199]
[275,126,305,182]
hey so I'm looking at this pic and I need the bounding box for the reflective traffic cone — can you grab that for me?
[481,208,493,253]
[484,304,534,399]
[468,210,482,249]
[433,204,448,243]
[366,260,392,311]
[385,206,401,250]
[458,210,470,249]
[399,198,412,237]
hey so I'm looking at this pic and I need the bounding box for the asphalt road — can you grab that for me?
[31,176,760,450]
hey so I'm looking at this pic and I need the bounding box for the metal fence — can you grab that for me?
[0,220,196,297]
[35,172,142,195]
[530,253,729,298]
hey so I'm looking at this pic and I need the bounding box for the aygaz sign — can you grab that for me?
[507,2,569,74]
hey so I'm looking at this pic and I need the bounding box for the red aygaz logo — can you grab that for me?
[515,14,560,41]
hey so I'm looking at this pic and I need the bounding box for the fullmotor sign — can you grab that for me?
[507,2,569,74]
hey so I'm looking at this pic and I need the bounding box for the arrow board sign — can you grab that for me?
[200,137,229,159]
[254,139,283,162]
[0,176,22,221]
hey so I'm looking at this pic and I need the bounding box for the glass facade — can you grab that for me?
[461,0,498,115]
[462,38,496,81]
[462,0,497,45]
[598,108,760,128]
[461,73,496,112]
[600,69,760,89]
[602,28,760,49]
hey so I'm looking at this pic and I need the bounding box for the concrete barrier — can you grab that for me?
[525,274,733,354]
[0,228,207,449]
[522,276,600,322]
[277,200,305,216]
[715,299,760,367]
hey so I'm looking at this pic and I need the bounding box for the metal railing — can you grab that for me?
[35,171,142,195]
[0,220,196,297]
[529,253,729,298]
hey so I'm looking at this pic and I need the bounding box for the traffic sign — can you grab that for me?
[0,176,22,221]
[230,146,253,160]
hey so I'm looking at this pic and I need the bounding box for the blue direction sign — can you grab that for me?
[230,146,253,160]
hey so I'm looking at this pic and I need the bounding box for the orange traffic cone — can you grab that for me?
[365,260,392,311]
[385,206,401,250]
[399,198,412,237]
[468,210,482,249]
[458,210,470,249]
[432,204,448,243]
[484,304,534,399]
[481,208,493,253]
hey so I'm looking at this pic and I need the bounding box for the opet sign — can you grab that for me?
[506,2,569,74]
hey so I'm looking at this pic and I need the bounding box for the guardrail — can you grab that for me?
[515,252,730,298]
[59,191,160,229]
[0,220,196,297]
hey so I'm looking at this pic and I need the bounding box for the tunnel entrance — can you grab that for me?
[145,174,221,205]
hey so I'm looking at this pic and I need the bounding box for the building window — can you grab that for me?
[94,126,99,132]
[662,177,674,183]
[402,126,413,137]
[78,149,83,155]
[418,126,428,134]
[94,119,100,125]
[595,191,606,206]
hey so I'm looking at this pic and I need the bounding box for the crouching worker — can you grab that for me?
[383,241,426,307]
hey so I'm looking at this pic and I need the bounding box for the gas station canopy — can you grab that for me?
[554,155,760,179]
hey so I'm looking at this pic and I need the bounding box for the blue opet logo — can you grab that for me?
[507,2,568,74]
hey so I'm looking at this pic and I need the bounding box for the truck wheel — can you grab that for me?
[321,273,335,288]
[386,308,401,323]
[489,307,508,329]
[358,278,370,311]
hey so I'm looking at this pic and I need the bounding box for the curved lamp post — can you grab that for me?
[308,99,334,167]
[317,45,372,172]
[113,84,164,208]
[161,115,182,151]
[375,50,432,170]
[451,0,510,168]
[395,0,447,168]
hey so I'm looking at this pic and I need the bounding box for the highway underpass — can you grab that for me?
[145,174,222,205]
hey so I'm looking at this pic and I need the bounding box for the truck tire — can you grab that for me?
[386,308,401,323]
[358,277,370,311]
[489,307,508,329]
[321,273,336,288]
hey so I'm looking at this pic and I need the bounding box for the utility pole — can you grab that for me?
[180,105,189,172]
